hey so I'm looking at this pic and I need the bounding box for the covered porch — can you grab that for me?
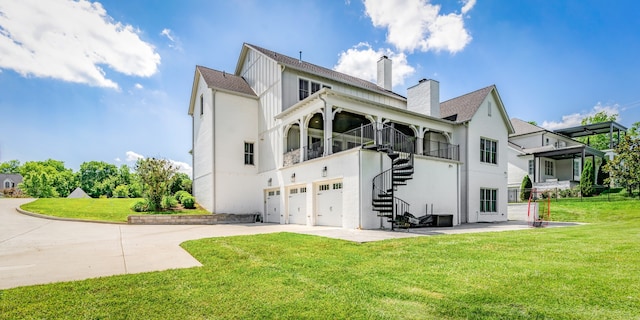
[531,145,605,190]
[280,89,459,167]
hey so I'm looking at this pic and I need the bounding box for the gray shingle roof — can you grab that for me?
[245,43,405,99]
[510,118,546,136]
[440,85,495,122]
[196,65,256,97]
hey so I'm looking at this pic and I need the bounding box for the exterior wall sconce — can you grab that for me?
[291,173,296,183]
[268,178,272,186]
[322,166,327,177]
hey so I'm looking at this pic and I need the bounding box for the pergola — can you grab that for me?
[554,121,627,149]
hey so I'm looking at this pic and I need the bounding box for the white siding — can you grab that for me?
[465,93,509,223]
[192,75,214,212]
[212,91,260,213]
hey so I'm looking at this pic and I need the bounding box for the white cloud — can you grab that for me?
[170,160,192,177]
[125,150,145,162]
[160,28,182,51]
[114,157,121,162]
[134,83,143,89]
[0,0,161,89]
[334,42,415,88]
[541,103,620,130]
[363,0,474,53]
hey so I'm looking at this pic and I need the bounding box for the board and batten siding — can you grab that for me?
[239,48,284,172]
[281,69,406,112]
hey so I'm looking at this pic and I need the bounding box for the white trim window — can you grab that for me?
[480,138,497,164]
[244,142,254,165]
[528,159,534,176]
[545,160,554,176]
[200,94,204,116]
[298,78,331,101]
[480,188,498,213]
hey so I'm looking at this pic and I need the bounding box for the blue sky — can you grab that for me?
[1,0,639,174]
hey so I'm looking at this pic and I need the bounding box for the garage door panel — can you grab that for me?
[288,187,307,225]
[316,182,343,227]
[265,190,281,223]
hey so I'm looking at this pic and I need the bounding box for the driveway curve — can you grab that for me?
[0,199,421,289]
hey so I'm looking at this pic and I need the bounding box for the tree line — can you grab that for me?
[0,158,192,200]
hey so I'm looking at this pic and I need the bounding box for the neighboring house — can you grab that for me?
[507,119,626,201]
[0,173,22,195]
[189,43,514,229]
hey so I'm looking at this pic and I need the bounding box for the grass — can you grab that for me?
[2,201,640,319]
[20,198,210,222]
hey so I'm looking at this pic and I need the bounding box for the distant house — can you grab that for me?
[189,42,514,229]
[0,173,22,196]
[507,118,626,201]
[1,173,22,190]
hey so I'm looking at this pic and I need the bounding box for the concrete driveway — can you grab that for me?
[0,199,578,290]
[0,199,423,289]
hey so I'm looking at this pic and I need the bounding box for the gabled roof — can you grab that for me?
[196,65,256,97]
[510,118,546,136]
[0,173,22,183]
[238,43,406,100]
[188,65,257,115]
[440,85,494,123]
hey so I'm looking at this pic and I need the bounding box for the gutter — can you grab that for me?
[212,89,217,213]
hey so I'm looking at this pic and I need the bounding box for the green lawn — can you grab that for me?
[2,201,639,319]
[20,198,210,222]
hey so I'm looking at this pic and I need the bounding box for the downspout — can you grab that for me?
[212,89,217,213]
[464,121,470,224]
[359,149,362,229]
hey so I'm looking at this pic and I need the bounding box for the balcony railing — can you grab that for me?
[305,140,324,161]
[330,123,376,153]
[283,125,459,166]
[422,141,459,161]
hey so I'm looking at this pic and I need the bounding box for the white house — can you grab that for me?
[189,43,514,229]
[506,118,623,201]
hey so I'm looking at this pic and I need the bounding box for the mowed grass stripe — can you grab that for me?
[1,201,638,319]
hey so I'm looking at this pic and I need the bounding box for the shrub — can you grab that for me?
[131,199,154,212]
[520,175,532,201]
[181,195,196,209]
[113,185,129,198]
[161,195,178,210]
[581,161,595,197]
[174,190,190,203]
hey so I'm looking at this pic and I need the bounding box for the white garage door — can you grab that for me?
[315,181,343,227]
[265,189,281,223]
[287,187,307,225]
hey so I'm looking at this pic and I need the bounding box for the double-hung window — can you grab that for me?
[545,160,554,175]
[480,138,497,164]
[528,160,534,176]
[299,78,325,100]
[480,188,498,213]
[244,142,254,165]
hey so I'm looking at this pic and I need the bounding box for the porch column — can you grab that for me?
[299,118,307,162]
[415,126,424,155]
[323,106,333,156]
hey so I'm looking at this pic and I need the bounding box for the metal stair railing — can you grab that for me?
[379,124,415,154]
